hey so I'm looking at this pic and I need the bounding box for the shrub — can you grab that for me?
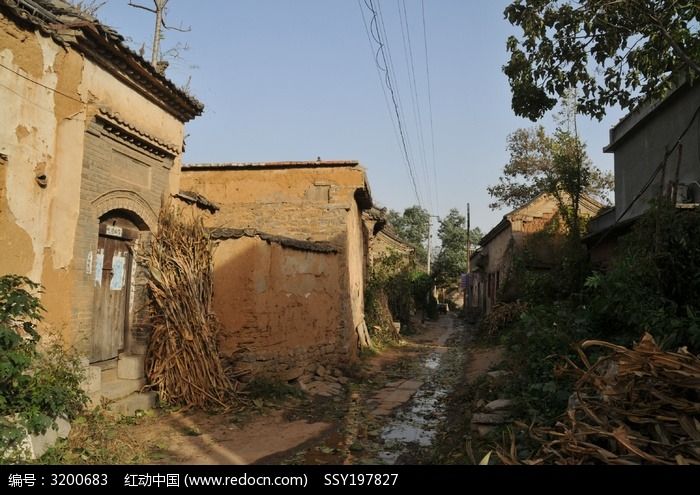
[365,253,427,343]
[0,275,87,462]
[585,203,700,352]
[498,203,700,428]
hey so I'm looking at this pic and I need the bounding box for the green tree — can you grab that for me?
[432,210,482,286]
[386,205,430,266]
[503,0,700,120]
[0,275,86,461]
[488,125,612,238]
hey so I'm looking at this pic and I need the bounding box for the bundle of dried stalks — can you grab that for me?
[498,333,700,465]
[368,291,400,344]
[144,205,235,409]
[480,301,528,336]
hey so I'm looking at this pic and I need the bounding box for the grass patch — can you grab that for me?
[38,408,155,464]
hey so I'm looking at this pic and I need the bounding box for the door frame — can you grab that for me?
[91,215,140,363]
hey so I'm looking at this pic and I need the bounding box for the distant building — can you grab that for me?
[181,160,377,380]
[587,80,700,266]
[468,193,602,313]
[366,209,414,268]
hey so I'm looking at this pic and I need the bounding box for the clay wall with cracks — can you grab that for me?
[213,236,348,380]
[181,165,373,376]
[0,12,188,352]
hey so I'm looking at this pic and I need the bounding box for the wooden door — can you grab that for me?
[91,222,136,363]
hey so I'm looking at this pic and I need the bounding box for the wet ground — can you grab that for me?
[374,317,457,463]
[279,313,469,465]
[97,314,485,465]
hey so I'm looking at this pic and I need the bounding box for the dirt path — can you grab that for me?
[112,314,478,465]
[278,313,468,464]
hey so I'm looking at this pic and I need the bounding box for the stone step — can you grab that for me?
[101,377,146,401]
[101,367,118,383]
[108,392,157,416]
[117,354,145,380]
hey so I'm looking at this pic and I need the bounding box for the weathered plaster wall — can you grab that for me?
[483,227,513,276]
[0,14,84,338]
[180,167,367,242]
[0,13,187,351]
[212,236,347,379]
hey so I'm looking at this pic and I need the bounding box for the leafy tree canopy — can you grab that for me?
[432,210,482,286]
[488,126,613,236]
[503,0,700,120]
[385,205,430,265]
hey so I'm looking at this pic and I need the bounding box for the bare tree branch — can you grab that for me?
[129,0,191,67]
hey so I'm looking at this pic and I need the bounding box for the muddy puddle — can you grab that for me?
[376,324,456,464]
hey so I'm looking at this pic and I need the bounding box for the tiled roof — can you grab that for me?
[1,0,203,122]
[183,160,361,170]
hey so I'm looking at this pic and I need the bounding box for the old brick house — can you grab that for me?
[366,214,414,268]
[0,0,202,407]
[468,193,602,313]
[180,160,375,379]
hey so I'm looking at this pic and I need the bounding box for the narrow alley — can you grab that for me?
[51,314,501,466]
[3,0,699,474]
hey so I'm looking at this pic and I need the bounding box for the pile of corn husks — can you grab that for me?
[499,333,700,464]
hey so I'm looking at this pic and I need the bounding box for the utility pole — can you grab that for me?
[128,0,190,70]
[466,203,471,309]
[425,214,440,309]
[427,216,431,275]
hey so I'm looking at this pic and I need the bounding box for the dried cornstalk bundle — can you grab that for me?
[498,333,700,465]
[480,301,528,336]
[143,205,235,409]
[368,291,400,344]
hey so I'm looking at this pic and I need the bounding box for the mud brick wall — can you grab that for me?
[213,236,348,380]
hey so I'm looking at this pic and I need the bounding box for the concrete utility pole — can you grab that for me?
[427,214,440,306]
[427,217,432,275]
[426,214,440,275]
[466,203,472,309]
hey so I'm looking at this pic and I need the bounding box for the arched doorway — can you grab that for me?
[91,210,148,363]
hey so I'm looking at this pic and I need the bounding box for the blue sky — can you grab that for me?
[95,0,625,234]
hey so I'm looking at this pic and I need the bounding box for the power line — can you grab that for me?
[357,0,404,170]
[361,0,423,208]
[375,0,420,199]
[421,0,440,215]
[397,0,433,214]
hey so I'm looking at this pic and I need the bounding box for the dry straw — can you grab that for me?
[498,333,700,465]
[143,204,236,409]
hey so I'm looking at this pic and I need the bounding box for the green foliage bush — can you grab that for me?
[496,204,700,426]
[365,253,432,343]
[584,204,700,351]
[499,302,593,421]
[0,275,87,462]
